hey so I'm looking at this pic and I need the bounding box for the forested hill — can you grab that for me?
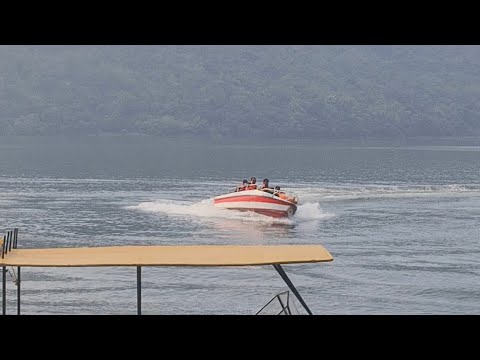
[1,45,479,139]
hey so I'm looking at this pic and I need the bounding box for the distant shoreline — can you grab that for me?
[0,134,479,147]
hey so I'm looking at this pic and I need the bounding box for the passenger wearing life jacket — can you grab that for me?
[236,179,248,192]
[272,185,291,201]
[273,185,282,196]
[260,178,274,193]
[276,187,288,200]
[246,177,257,190]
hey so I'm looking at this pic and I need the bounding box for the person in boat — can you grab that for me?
[272,186,290,201]
[272,185,295,203]
[260,178,274,193]
[246,177,257,190]
[236,179,248,192]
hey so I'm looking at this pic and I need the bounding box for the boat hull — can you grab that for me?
[213,190,297,218]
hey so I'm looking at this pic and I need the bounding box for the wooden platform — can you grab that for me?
[0,245,333,267]
[1,236,333,315]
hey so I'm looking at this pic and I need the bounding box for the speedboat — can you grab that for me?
[213,189,299,218]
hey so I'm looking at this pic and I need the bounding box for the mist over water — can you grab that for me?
[1,137,479,314]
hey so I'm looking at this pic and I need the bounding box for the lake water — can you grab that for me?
[1,136,479,314]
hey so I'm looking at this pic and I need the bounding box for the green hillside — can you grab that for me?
[1,45,479,139]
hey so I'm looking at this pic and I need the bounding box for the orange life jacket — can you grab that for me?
[247,184,257,190]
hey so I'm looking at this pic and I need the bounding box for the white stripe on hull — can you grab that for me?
[214,189,278,200]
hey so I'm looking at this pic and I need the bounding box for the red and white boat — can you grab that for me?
[213,189,299,218]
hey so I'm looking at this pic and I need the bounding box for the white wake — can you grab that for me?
[126,198,333,225]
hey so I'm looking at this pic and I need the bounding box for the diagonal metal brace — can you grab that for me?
[272,264,313,315]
